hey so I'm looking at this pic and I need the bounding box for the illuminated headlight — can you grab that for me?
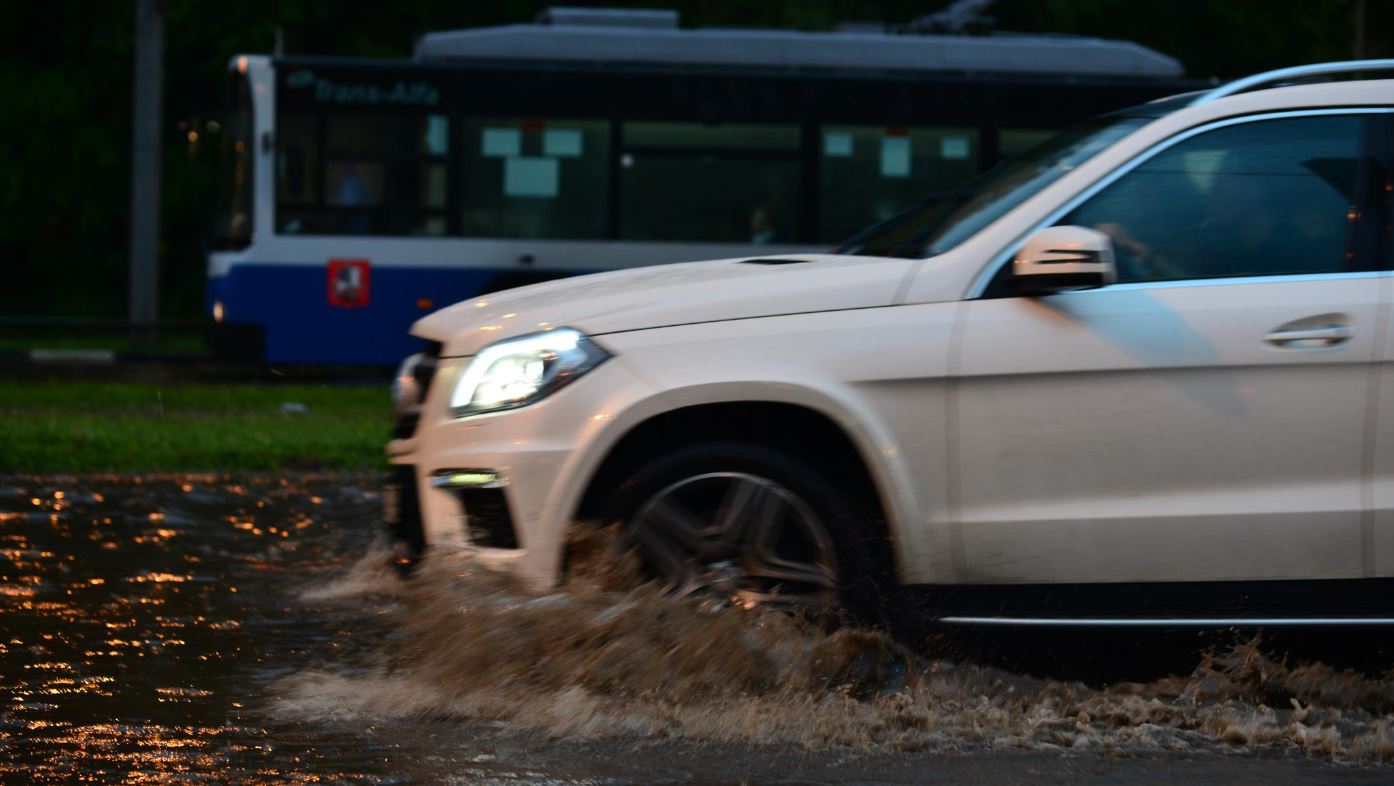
[450,328,609,418]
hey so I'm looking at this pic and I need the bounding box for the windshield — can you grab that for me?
[213,69,254,250]
[834,115,1150,259]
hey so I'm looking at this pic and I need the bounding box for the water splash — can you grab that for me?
[274,552,1394,760]
[296,539,405,603]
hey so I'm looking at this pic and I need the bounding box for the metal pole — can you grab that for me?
[129,0,164,350]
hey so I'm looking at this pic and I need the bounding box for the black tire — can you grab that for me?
[604,441,898,627]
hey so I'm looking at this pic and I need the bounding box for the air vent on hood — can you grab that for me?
[740,258,810,265]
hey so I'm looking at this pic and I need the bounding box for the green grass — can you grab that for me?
[0,381,392,472]
[0,331,210,355]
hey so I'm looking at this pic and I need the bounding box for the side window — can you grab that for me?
[276,114,320,208]
[618,122,800,244]
[1059,115,1372,283]
[818,126,979,244]
[277,112,450,237]
[997,128,1055,160]
[460,118,610,240]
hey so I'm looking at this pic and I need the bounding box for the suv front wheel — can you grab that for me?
[605,442,892,624]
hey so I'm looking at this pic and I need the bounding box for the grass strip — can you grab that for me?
[0,381,391,472]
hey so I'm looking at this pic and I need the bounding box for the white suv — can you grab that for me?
[386,61,1394,627]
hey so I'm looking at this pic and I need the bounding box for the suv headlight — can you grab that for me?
[449,328,610,418]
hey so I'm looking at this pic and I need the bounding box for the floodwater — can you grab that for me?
[1,475,1392,785]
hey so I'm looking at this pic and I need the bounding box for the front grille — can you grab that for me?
[459,487,519,549]
[391,341,442,440]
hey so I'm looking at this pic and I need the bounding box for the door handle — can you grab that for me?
[1264,324,1352,348]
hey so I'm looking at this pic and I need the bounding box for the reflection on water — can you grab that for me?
[0,475,405,784]
[1,475,1391,785]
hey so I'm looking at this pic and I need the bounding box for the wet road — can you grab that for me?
[1,475,1391,784]
[0,475,409,783]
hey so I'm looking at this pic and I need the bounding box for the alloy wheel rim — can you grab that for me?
[624,472,839,612]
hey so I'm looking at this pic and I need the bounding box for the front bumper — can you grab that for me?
[385,353,656,588]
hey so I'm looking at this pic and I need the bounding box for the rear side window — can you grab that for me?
[1058,114,1380,283]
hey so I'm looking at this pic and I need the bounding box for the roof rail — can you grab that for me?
[1193,59,1394,105]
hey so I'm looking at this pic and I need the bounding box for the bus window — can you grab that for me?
[998,128,1057,159]
[460,118,609,240]
[277,112,450,236]
[326,113,446,156]
[213,70,254,250]
[277,113,319,206]
[619,122,800,244]
[326,160,385,206]
[818,126,978,244]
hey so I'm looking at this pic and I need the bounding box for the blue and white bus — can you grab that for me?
[209,7,1186,365]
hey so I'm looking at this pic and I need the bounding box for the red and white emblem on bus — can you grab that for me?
[327,259,371,308]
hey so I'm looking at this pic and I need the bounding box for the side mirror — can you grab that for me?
[1012,225,1117,294]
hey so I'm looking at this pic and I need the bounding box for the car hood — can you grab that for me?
[413,253,913,357]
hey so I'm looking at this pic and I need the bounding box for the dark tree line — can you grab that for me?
[1,0,1386,319]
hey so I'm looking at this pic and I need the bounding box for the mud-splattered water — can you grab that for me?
[2,475,1392,785]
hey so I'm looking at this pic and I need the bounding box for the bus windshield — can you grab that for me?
[213,70,254,250]
[833,115,1150,259]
